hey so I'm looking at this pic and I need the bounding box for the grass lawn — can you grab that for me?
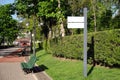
[36,50,120,80]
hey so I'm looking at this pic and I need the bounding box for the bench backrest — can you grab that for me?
[28,54,37,67]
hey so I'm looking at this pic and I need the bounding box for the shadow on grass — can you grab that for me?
[87,36,95,76]
[35,48,43,53]
[87,65,95,76]
[33,64,48,73]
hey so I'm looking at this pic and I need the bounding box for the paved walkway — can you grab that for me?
[0,47,24,63]
[0,62,35,80]
[0,47,52,80]
[0,47,22,56]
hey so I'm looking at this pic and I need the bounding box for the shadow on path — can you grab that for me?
[33,64,48,73]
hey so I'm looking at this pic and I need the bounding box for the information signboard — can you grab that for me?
[67,8,87,77]
[67,16,84,28]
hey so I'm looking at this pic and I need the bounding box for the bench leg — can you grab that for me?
[23,68,28,74]
[23,68,33,74]
[28,69,32,73]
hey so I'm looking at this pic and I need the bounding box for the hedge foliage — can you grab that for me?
[50,29,120,66]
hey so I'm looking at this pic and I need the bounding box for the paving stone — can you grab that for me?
[0,63,35,80]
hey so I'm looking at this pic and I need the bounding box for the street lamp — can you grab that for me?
[33,18,36,55]
[26,22,33,53]
[37,21,44,49]
[26,3,36,55]
[26,22,29,26]
[26,21,43,56]
[38,22,43,27]
[27,3,44,56]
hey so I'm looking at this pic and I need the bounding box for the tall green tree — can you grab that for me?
[0,4,18,45]
[37,0,71,38]
[15,0,43,52]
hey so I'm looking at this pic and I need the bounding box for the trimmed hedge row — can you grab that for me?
[50,29,120,66]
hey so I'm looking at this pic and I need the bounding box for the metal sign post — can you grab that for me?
[83,8,87,77]
[67,8,87,77]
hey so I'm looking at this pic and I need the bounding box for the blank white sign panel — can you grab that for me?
[67,23,84,28]
[67,16,84,23]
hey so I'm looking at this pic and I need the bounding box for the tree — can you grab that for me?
[72,0,117,32]
[37,0,71,38]
[15,0,43,53]
[0,4,18,45]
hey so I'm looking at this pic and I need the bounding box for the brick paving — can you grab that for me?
[0,57,25,63]
[0,47,24,63]
[0,62,35,80]
[0,47,52,80]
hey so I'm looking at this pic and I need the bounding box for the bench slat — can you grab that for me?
[21,54,37,70]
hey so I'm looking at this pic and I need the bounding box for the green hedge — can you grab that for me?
[50,29,120,66]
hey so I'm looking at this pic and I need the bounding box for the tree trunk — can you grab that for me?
[58,0,65,37]
[91,0,97,32]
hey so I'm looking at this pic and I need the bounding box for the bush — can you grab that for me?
[50,29,120,66]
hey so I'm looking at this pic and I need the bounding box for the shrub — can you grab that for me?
[50,29,120,66]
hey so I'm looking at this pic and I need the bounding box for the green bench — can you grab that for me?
[21,54,37,73]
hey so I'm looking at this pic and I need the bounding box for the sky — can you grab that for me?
[0,0,18,20]
[0,0,14,5]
